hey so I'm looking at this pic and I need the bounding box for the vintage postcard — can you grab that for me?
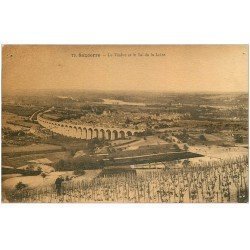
[1,45,248,203]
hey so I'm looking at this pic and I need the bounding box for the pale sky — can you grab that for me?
[2,45,248,95]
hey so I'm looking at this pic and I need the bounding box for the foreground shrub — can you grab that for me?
[15,182,28,191]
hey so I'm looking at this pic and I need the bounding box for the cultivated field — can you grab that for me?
[2,143,64,154]
[3,156,248,203]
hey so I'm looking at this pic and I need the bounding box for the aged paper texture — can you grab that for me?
[1,45,248,203]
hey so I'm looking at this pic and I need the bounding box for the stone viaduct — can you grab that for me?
[37,113,142,140]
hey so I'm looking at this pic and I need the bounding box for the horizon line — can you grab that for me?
[3,88,248,95]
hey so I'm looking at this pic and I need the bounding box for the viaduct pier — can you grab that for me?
[37,113,142,140]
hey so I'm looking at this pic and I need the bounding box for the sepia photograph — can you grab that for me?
[1,1,250,250]
[1,45,248,203]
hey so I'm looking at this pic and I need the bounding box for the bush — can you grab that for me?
[234,134,243,143]
[199,134,206,141]
[73,169,86,176]
[182,159,190,168]
[65,175,71,181]
[15,182,28,190]
[41,172,47,179]
[173,144,180,150]
[54,159,71,171]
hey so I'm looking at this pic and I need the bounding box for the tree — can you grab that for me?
[70,149,76,157]
[125,117,132,124]
[199,134,206,141]
[55,159,64,170]
[182,159,190,168]
[184,144,189,151]
[88,138,103,153]
[173,144,180,151]
[41,172,47,180]
[234,134,243,143]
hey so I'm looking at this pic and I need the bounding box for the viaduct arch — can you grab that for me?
[37,113,141,140]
